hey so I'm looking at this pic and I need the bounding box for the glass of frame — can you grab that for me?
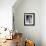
[24,13,35,26]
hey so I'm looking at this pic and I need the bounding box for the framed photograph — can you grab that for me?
[24,13,35,26]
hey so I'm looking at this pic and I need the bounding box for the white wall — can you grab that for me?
[40,0,46,46]
[0,0,16,30]
[13,0,41,46]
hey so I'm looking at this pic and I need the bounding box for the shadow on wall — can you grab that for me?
[12,0,41,46]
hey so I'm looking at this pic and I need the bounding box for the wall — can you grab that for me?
[0,0,16,30]
[13,0,41,46]
[40,0,46,46]
[0,0,17,39]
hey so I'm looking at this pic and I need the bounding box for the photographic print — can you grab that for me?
[24,13,35,26]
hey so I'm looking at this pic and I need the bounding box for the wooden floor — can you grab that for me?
[0,33,23,46]
[0,39,16,46]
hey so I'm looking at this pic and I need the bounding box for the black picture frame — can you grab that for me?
[24,13,35,26]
